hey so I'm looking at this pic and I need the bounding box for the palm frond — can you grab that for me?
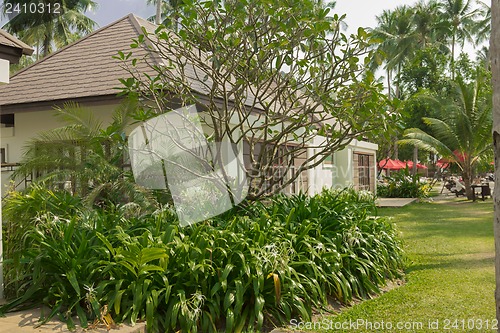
[399,128,454,157]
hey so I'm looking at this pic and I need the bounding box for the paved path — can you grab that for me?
[0,308,145,333]
[376,198,418,207]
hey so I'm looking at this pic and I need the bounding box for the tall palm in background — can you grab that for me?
[412,0,446,48]
[440,0,480,79]
[475,1,491,44]
[147,0,186,31]
[399,73,493,199]
[2,0,97,58]
[369,6,416,99]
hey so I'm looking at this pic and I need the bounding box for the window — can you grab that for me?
[0,114,14,128]
[243,140,308,195]
[323,153,333,168]
[358,154,370,191]
[0,148,5,164]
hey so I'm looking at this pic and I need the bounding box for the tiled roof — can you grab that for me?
[0,14,158,107]
[0,29,33,55]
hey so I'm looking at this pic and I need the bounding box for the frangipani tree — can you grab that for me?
[400,74,492,199]
[118,0,389,200]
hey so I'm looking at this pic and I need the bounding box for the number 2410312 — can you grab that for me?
[5,2,61,15]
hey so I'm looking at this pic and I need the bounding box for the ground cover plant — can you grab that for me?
[1,187,404,332]
[320,198,494,332]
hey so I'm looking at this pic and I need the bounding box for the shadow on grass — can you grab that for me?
[380,201,494,240]
[406,254,494,273]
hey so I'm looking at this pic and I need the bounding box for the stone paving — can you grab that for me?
[376,198,418,207]
[0,307,145,333]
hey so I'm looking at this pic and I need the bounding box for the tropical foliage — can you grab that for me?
[1,188,404,332]
[12,102,155,209]
[399,71,492,199]
[377,167,432,198]
[120,0,388,200]
[370,0,490,170]
[1,0,97,58]
[370,0,488,98]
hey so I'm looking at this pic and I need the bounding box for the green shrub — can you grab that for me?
[2,185,83,299]
[377,168,431,198]
[1,188,404,332]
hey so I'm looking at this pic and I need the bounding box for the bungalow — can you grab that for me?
[0,14,377,196]
[0,29,33,83]
[0,27,33,301]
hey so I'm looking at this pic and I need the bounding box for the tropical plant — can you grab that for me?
[474,0,491,45]
[369,6,417,99]
[412,0,447,49]
[0,188,404,332]
[439,0,480,79]
[377,167,431,198]
[2,0,98,58]
[12,101,155,209]
[146,0,186,30]
[120,0,387,200]
[399,72,492,200]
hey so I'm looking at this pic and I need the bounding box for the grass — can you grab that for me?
[307,197,495,332]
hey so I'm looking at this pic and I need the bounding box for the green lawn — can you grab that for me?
[316,199,496,332]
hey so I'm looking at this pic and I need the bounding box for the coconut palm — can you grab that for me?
[369,6,417,99]
[439,0,480,79]
[399,73,492,199]
[147,0,186,31]
[2,0,97,58]
[474,1,491,44]
[412,0,447,48]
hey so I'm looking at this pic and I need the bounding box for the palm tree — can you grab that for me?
[2,0,97,58]
[439,0,480,79]
[147,0,186,31]
[476,45,490,70]
[400,73,492,200]
[474,1,491,44]
[412,0,447,48]
[369,6,416,99]
[13,102,155,208]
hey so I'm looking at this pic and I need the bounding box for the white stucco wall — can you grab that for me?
[308,138,378,195]
[1,104,119,190]
[2,105,379,196]
[0,59,8,84]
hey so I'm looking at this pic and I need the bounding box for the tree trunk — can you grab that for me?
[462,169,473,200]
[387,69,392,99]
[412,146,418,176]
[492,0,500,328]
[156,0,162,25]
[451,33,456,80]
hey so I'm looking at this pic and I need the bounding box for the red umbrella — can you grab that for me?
[436,150,467,168]
[453,150,467,162]
[404,160,428,169]
[436,159,450,169]
[378,158,406,170]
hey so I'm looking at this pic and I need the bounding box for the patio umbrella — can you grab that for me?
[436,159,450,169]
[404,160,428,169]
[378,158,406,170]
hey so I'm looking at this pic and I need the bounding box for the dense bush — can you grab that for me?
[1,187,404,332]
[377,168,431,198]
